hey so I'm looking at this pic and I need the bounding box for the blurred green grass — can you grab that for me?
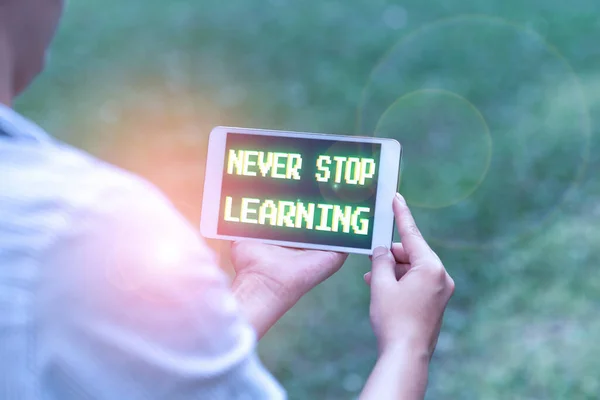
[17,0,600,398]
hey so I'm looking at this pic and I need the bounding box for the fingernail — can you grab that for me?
[372,246,388,258]
[395,192,405,203]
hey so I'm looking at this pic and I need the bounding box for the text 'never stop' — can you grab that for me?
[223,149,377,235]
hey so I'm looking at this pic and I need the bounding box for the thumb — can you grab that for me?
[370,246,396,290]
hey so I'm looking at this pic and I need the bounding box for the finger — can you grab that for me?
[230,239,253,253]
[365,263,410,286]
[395,263,411,280]
[393,193,434,261]
[369,243,407,263]
[370,246,396,289]
[333,251,350,264]
[229,240,244,265]
[313,251,348,281]
[391,242,409,264]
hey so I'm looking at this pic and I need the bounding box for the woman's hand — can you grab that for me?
[361,193,454,400]
[230,241,347,338]
[367,193,454,356]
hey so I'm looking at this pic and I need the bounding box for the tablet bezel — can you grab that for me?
[200,126,402,255]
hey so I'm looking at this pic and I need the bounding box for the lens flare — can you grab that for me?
[358,15,590,249]
[374,89,492,209]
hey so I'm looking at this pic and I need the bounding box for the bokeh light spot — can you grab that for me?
[375,89,492,209]
[359,15,590,249]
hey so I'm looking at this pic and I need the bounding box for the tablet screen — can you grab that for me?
[217,132,382,249]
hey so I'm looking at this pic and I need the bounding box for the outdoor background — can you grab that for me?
[18,1,600,398]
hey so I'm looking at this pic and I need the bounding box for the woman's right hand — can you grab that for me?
[365,193,455,358]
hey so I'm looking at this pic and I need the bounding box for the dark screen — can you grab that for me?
[217,132,381,249]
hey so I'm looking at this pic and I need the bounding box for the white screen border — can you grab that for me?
[200,126,402,255]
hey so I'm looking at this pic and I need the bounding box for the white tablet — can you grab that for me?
[200,126,402,255]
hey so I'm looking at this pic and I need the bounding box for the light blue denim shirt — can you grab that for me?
[0,104,285,399]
